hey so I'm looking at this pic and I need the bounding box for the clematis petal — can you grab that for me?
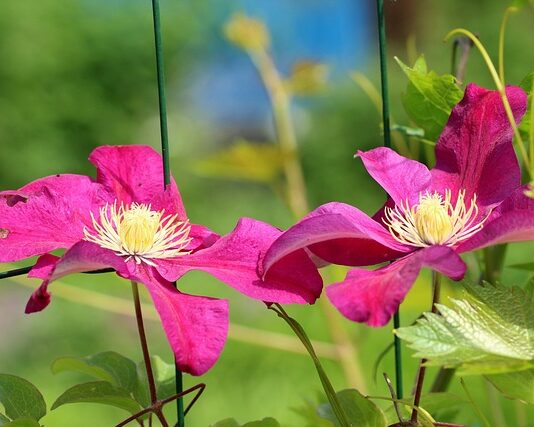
[358,147,432,205]
[131,265,228,376]
[89,145,186,216]
[262,202,409,273]
[156,217,323,304]
[457,186,534,252]
[25,241,127,313]
[0,176,112,262]
[432,84,527,208]
[326,246,466,327]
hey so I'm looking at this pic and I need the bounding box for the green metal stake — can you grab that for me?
[150,1,185,425]
[375,0,403,400]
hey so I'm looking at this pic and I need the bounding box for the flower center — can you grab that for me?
[383,189,486,247]
[84,202,192,266]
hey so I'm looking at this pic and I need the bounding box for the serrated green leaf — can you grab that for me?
[210,419,241,427]
[3,419,41,427]
[194,140,284,183]
[0,375,46,422]
[396,282,534,374]
[486,368,534,403]
[396,55,463,141]
[243,418,281,427]
[317,389,387,427]
[51,381,141,414]
[52,351,137,394]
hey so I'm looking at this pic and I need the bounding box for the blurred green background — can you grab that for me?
[1,0,533,426]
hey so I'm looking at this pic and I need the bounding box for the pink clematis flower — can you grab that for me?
[0,145,322,375]
[262,83,533,327]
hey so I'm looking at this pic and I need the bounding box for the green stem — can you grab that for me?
[150,1,184,424]
[482,245,507,284]
[498,7,518,85]
[151,0,171,188]
[376,0,405,401]
[444,28,530,176]
[270,304,351,427]
[410,272,441,423]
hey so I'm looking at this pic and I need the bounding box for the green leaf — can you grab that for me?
[133,355,175,408]
[317,389,387,427]
[293,396,333,427]
[396,282,534,374]
[194,139,284,183]
[210,419,241,427]
[486,368,534,403]
[519,72,533,137]
[243,418,281,427]
[51,381,141,414]
[3,420,41,427]
[52,351,137,394]
[0,374,46,422]
[396,55,463,141]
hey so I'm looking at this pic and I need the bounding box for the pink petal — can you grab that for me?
[0,175,112,262]
[432,84,527,208]
[457,186,534,252]
[326,246,466,327]
[89,145,186,217]
[132,265,228,376]
[262,202,409,273]
[358,147,432,205]
[156,218,323,304]
[25,241,128,313]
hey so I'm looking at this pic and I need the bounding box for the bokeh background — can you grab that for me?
[1,0,533,425]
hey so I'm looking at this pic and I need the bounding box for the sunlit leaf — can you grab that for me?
[396,55,463,141]
[194,139,284,184]
[52,351,138,394]
[396,282,534,375]
[210,419,242,427]
[2,420,41,427]
[519,72,533,137]
[317,389,387,427]
[243,418,281,427]
[0,375,46,422]
[486,369,534,403]
[51,381,141,414]
[134,355,175,408]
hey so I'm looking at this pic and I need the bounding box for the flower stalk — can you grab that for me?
[150,0,185,424]
[410,272,442,423]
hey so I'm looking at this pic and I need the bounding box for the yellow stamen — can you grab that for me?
[383,189,487,248]
[84,202,192,266]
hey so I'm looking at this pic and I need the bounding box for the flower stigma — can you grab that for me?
[383,189,487,247]
[84,202,192,266]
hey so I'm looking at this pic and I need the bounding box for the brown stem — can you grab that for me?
[410,272,441,423]
[131,281,158,405]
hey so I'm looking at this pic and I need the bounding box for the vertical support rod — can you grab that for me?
[151,0,171,187]
[376,0,402,399]
[150,1,185,425]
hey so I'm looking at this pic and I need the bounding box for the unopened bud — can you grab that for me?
[224,13,270,52]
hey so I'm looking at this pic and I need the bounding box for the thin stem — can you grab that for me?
[393,311,403,400]
[249,49,309,218]
[460,378,491,427]
[498,7,518,85]
[151,0,171,187]
[131,281,158,405]
[269,304,351,427]
[430,368,455,393]
[410,272,441,423]
[376,0,391,149]
[444,29,530,176]
[0,266,114,280]
[485,381,506,427]
[150,1,184,423]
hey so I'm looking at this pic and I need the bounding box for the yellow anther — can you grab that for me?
[383,190,487,248]
[84,202,192,266]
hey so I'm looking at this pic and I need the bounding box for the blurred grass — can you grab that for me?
[1,0,534,425]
